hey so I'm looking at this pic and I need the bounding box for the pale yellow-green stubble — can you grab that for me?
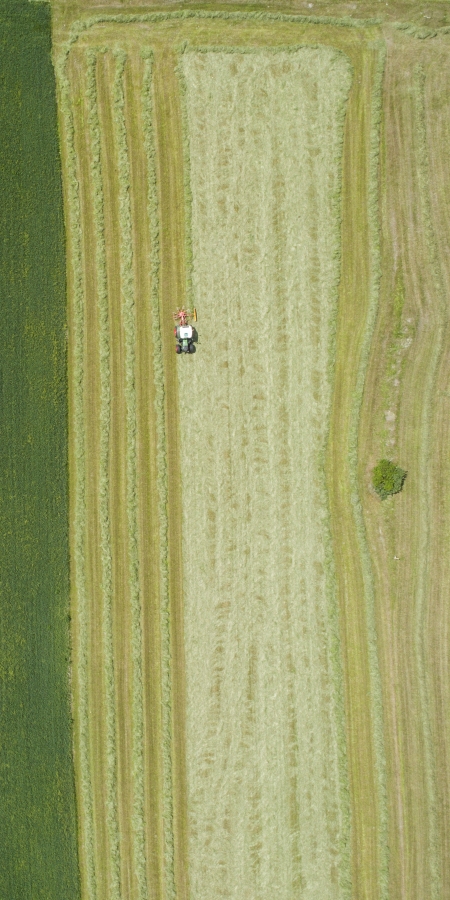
[179,48,352,900]
[56,48,97,900]
[86,49,122,900]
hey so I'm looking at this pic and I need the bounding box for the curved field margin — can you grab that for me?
[178,46,352,900]
[360,31,450,900]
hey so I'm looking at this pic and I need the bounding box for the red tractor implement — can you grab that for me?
[172,307,197,355]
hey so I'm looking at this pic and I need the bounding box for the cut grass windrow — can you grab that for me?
[141,51,176,900]
[347,41,389,900]
[112,50,147,900]
[56,48,97,900]
[85,49,122,900]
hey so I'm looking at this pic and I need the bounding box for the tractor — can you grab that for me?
[173,307,198,354]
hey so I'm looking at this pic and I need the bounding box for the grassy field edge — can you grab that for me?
[85,49,122,899]
[55,43,97,900]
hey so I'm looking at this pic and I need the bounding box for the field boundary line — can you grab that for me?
[112,49,148,900]
[347,40,389,900]
[411,63,447,900]
[85,48,122,900]
[141,50,177,900]
[56,48,97,900]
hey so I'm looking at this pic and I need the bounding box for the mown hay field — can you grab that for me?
[51,4,450,900]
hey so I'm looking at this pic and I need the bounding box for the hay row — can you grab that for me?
[421,52,450,893]
[85,49,122,900]
[141,51,176,900]
[55,48,97,900]
[347,41,389,900]
[60,10,382,58]
[112,50,148,900]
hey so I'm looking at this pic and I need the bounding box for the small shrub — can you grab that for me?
[372,459,407,500]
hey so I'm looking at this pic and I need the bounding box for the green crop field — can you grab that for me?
[2,0,445,898]
[0,3,80,899]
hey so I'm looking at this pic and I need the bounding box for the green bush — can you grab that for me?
[372,459,407,500]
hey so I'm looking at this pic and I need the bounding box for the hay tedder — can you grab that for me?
[172,307,198,354]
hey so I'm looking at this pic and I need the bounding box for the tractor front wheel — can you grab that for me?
[175,344,182,354]
[188,343,196,354]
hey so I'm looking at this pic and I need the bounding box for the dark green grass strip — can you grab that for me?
[0,3,81,899]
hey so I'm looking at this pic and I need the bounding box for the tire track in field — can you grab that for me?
[178,48,352,900]
[56,49,97,900]
[85,49,122,900]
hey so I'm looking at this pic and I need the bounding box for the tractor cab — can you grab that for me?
[173,308,197,354]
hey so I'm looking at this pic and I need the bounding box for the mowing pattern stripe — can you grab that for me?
[56,50,98,900]
[112,50,148,900]
[141,52,177,900]
[179,47,352,900]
